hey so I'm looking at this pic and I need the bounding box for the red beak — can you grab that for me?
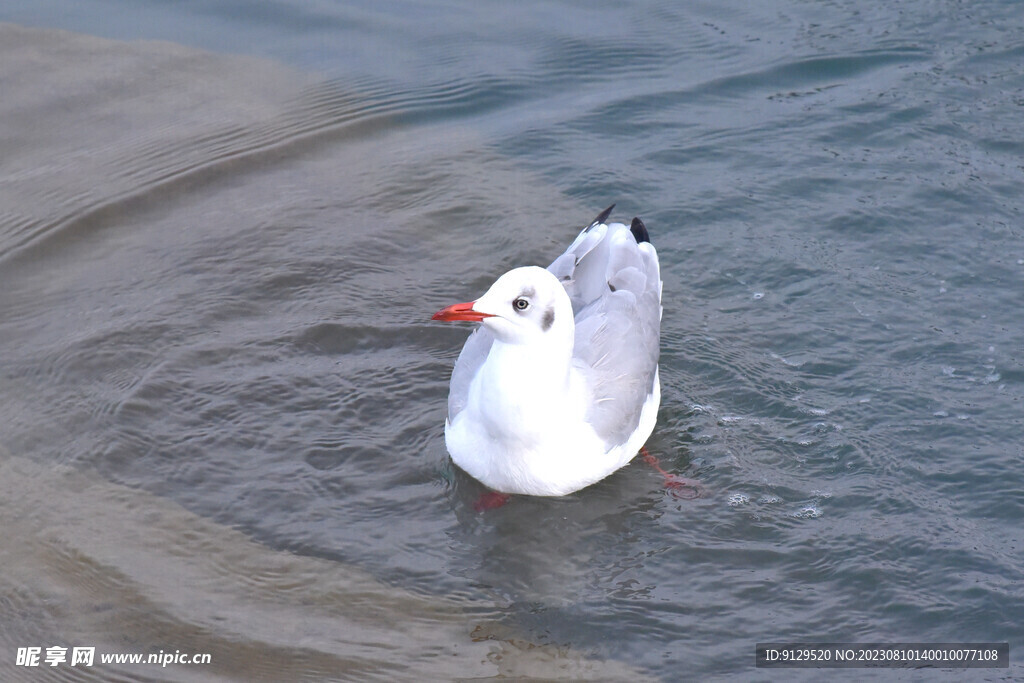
[432,301,494,322]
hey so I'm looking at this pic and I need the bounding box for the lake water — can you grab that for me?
[1,1,1022,680]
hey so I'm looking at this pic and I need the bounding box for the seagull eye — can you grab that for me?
[513,297,529,312]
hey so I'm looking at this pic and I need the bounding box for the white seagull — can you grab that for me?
[432,205,663,498]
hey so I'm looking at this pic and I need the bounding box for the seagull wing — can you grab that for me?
[550,211,662,449]
[447,325,493,421]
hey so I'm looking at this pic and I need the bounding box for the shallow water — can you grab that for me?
[1,1,1022,680]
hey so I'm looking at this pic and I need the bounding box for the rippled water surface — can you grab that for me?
[1,1,1022,680]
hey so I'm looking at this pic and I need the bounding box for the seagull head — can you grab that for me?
[432,266,573,346]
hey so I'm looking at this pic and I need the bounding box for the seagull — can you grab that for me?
[432,205,663,499]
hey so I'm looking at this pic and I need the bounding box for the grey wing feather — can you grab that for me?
[548,220,662,448]
[447,325,493,421]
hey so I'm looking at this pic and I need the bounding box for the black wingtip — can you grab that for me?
[630,216,650,244]
[585,204,616,232]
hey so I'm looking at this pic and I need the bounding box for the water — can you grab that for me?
[1,1,1022,680]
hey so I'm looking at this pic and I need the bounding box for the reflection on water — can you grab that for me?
[0,456,648,680]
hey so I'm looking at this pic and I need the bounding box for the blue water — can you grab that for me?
[1,1,1022,680]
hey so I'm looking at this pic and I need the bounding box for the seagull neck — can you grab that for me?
[483,334,575,398]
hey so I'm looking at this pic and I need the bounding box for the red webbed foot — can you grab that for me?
[640,447,705,500]
[473,490,511,512]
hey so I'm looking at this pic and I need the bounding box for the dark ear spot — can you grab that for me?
[541,307,555,332]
